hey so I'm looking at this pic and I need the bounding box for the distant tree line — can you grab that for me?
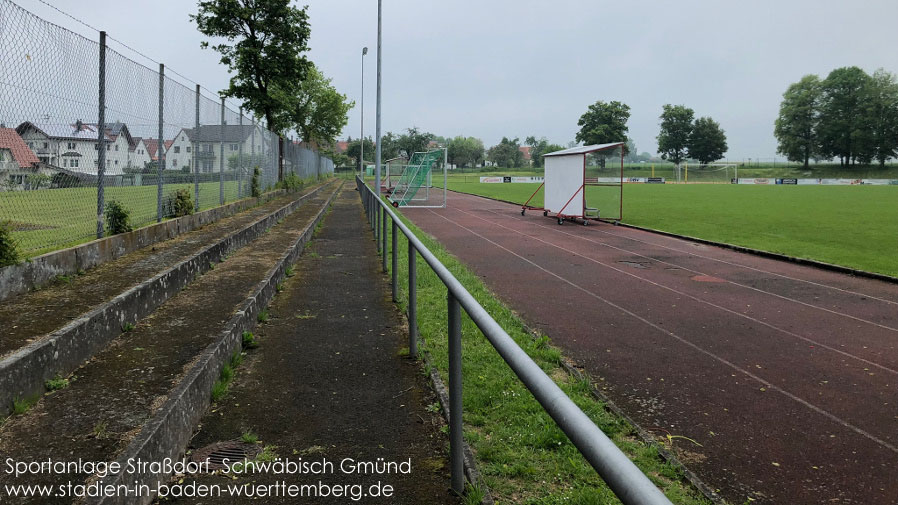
[774,66,898,168]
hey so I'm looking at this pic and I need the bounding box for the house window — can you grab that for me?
[115,160,118,165]
[43,142,48,149]
[203,160,213,172]
[95,143,99,150]
[63,159,68,167]
[107,144,111,151]
[67,142,76,149]
[72,159,79,168]
[172,159,178,168]
[27,142,33,149]
[230,144,238,151]
[186,147,191,153]
[174,146,180,154]
[115,145,119,151]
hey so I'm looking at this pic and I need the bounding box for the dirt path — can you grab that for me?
[162,188,459,504]
[402,191,898,505]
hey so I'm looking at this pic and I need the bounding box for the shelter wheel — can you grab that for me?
[583,220,589,226]
[557,217,563,225]
[543,211,548,216]
[521,209,525,216]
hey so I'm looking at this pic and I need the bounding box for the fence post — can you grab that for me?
[219,97,225,205]
[156,63,164,222]
[194,85,200,212]
[408,238,417,358]
[238,108,243,198]
[376,204,381,250]
[391,219,397,301]
[448,292,464,495]
[96,31,107,239]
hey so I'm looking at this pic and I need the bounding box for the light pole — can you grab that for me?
[375,0,382,197]
[360,46,367,178]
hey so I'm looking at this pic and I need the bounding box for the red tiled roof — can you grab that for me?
[519,146,531,160]
[143,139,174,161]
[0,128,40,168]
[335,141,348,153]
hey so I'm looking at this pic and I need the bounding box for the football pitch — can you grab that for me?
[442,180,898,278]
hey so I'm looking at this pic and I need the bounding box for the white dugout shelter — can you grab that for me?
[522,142,625,225]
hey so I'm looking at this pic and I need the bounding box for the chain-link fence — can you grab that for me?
[0,0,332,256]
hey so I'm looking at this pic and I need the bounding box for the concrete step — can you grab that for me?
[0,182,341,504]
[0,182,336,415]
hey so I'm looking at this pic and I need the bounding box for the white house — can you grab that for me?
[167,124,268,172]
[129,137,152,169]
[0,127,48,190]
[16,121,133,175]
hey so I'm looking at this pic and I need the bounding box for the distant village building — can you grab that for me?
[15,121,133,175]
[0,127,45,190]
[166,125,267,172]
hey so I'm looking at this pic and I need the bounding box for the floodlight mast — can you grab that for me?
[360,47,367,178]
[374,0,383,197]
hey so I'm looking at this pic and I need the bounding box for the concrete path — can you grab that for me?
[165,187,459,504]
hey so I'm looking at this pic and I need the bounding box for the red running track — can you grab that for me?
[402,191,898,505]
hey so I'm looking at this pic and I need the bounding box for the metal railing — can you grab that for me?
[356,176,673,505]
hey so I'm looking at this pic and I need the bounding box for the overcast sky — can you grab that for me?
[13,0,898,159]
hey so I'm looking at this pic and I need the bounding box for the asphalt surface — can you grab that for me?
[402,190,898,505]
[162,187,458,505]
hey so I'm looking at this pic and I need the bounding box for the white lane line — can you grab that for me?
[490,208,898,334]
[424,207,898,456]
[452,191,898,306]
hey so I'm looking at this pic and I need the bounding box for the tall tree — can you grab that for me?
[448,136,485,168]
[488,137,523,168]
[688,117,728,165]
[345,137,375,170]
[396,127,434,159]
[575,101,631,146]
[192,0,312,181]
[280,64,353,147]
[656,104,695,167]
[864,68,898,168]
[774,75,822,168]
[192,0,311,132]
[818,66,872,166]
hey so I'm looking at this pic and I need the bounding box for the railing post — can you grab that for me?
[382,206,388,272]
[391,219,397,301]
[219,97,225,205]
[408,238,417,358]
[376,203,381,251]
[448,292,464,495]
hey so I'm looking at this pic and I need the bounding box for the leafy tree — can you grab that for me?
[487,137,523,168]
[624,138,639,162]
[192,0,311,132]
[864,69,898,168]
[818,66,872,166]
[279,64,353,146]
[378,132,402,162]
[525,136,565,168]
[688,117,728,165]
[396,127,434,159]
[448,136,485,168]
[774,75,822,168]
[345,137,375,170]
[575,101,631,146]
[657,104,695,167]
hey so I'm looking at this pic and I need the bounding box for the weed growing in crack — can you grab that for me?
[45,375,69,391]
[241,430,259,444]
[257,310,269,323]
[121,322,135,332]
[242,331,258,349]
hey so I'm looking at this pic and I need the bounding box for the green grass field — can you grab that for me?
[442,180,898,278]
[1,182,244,255]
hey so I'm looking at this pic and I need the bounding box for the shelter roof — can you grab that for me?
[543,143,624,157]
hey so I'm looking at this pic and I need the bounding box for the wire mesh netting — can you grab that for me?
[0,0,333,256]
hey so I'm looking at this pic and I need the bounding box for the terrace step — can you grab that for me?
[0,182,341,504]
[0,181,336,416]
